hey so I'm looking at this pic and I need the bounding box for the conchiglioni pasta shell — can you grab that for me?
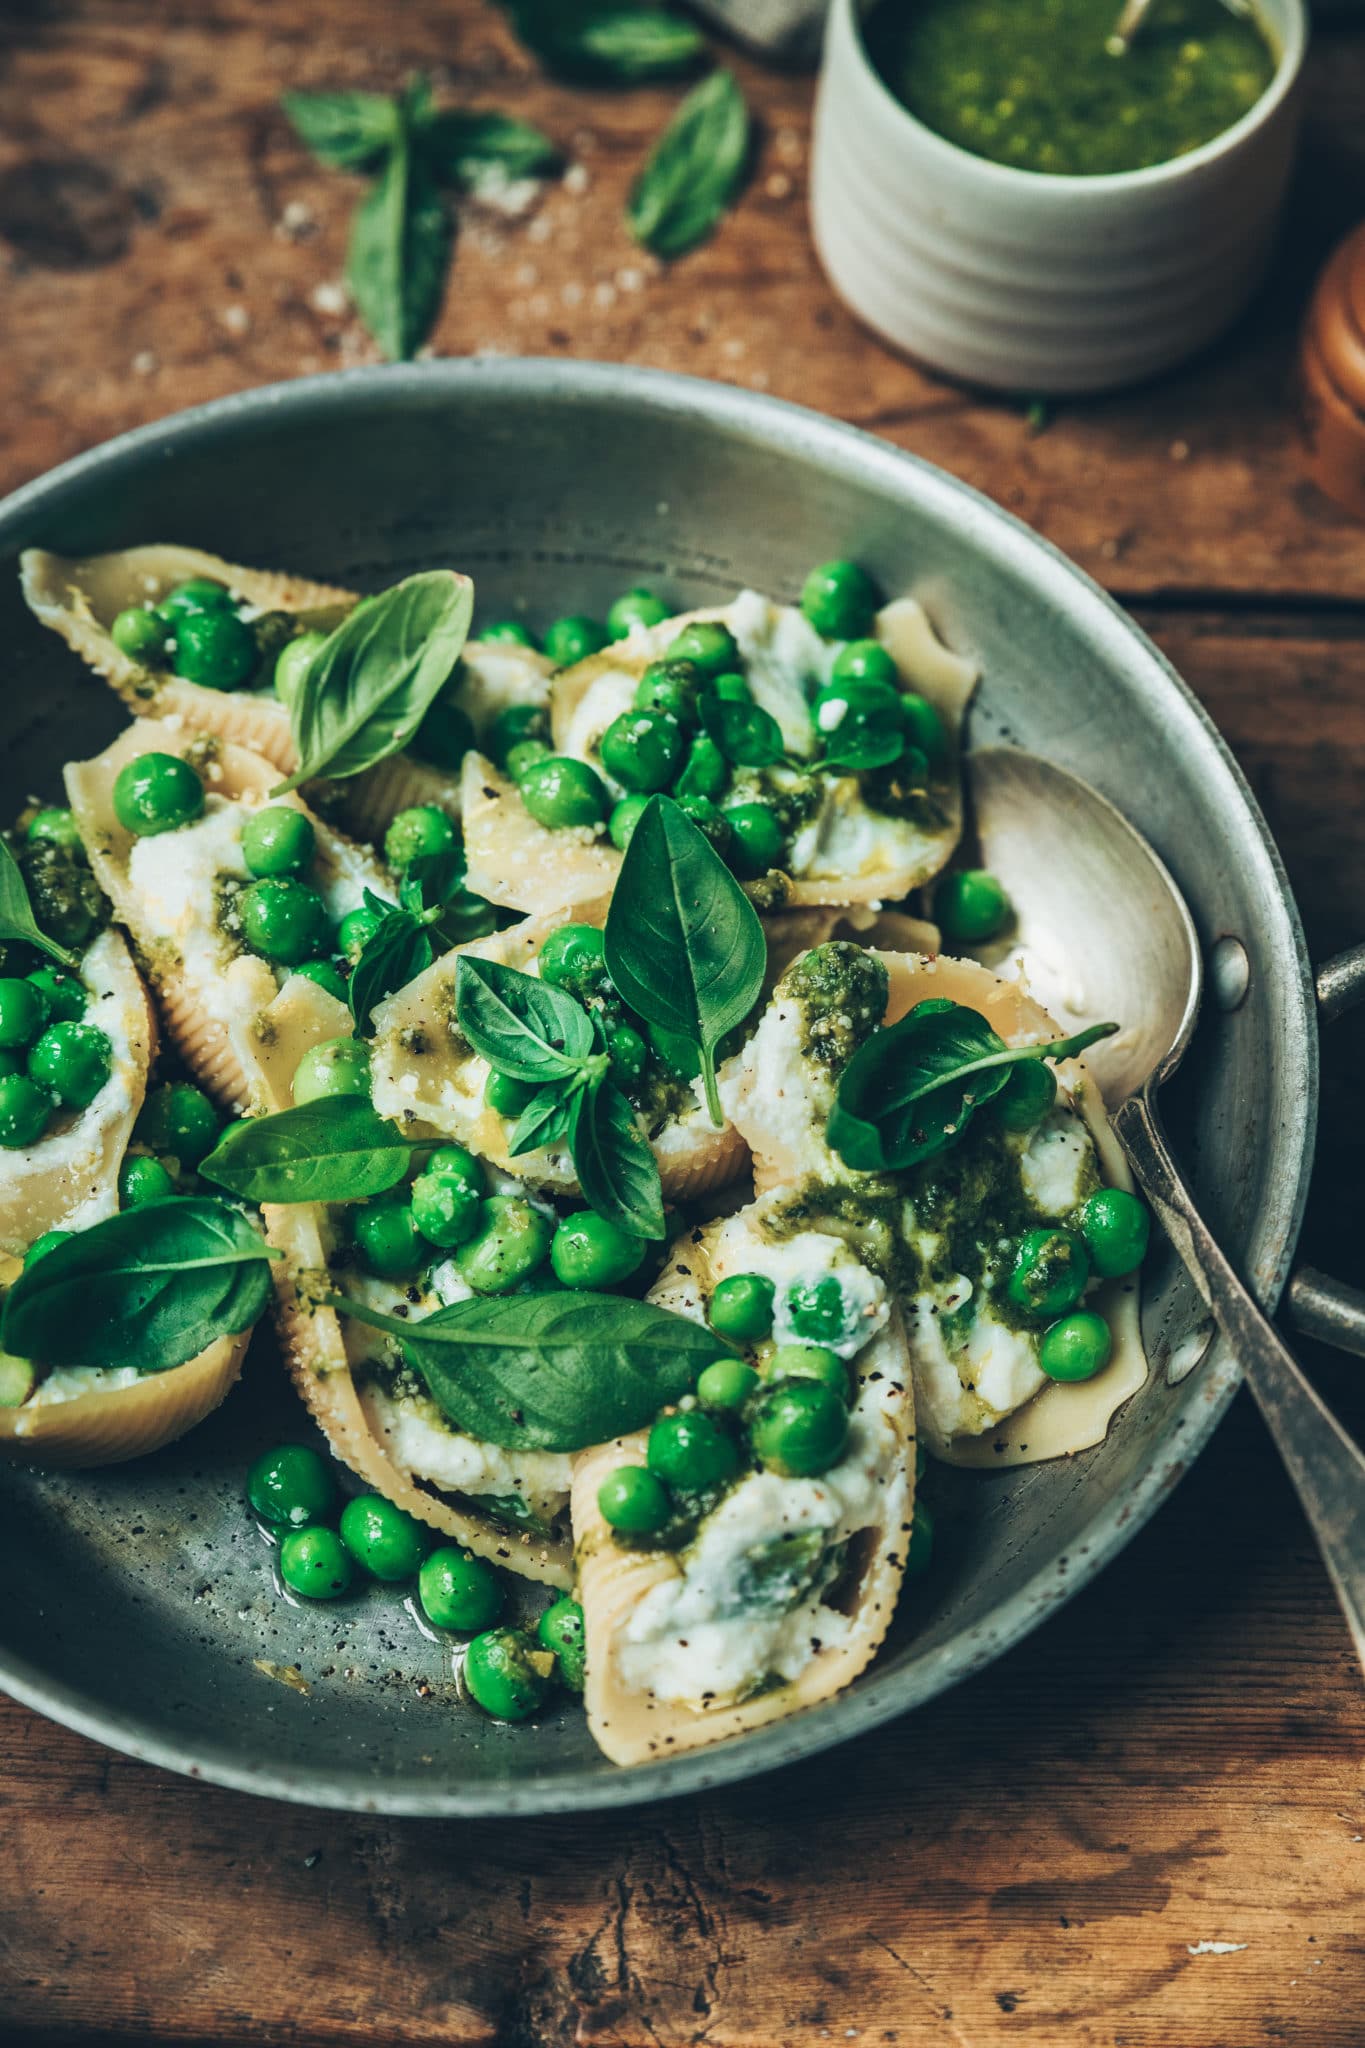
[0,930,155,1257]
[460,752,621,917]
[264,1199,573,1588]
[573,1204,916,1766]
[728,948,1148,1469]
[370,901,750,1202]
[0,1324,252,1470]
[65,717,388,1114]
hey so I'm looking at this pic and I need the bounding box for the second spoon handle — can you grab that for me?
[1114,1088,1365,1676]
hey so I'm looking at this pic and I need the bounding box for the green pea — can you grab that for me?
[762,1342,849,1401]
[112,752,204,836]
[519,757,610,831]
[174,607,258,690]
[480,619,539,650]
[0,1074,55,1146]
[1006,1227,1091,1321]
[812,678,905,772]
[27,1021,112,1108]
[665,620,739,677]
[712,671,751,704]
[1080,1187,1151,1278]
[648,1410,740,1492]
[26,966,87,1025]
[279,1525,353,1600]
[25,1228,72,1266]
[800,559,880,639]
[247,1442,337,1528]
[673,794,734,859]
[338,904,386,961]
[137,1081,221,1164]
[831,638,898,690]
[934,870,1012,945]
[607,587,670,638]
[505,737,552,782]
[995,1058,1058,1131]
[551,1211,645,1289]
[537,922,607,995]
[241,805,316,880]
[647,1020,701,1083]
[697,1357,760,1411]
[273,629,326,710]
[487,703,549,771]
[724,802,784,875]
[0,1050,21,1081]
[424,1143,486,1200]
[607,1020,647,1086]
[384,804,457,872]
[609,793,650,851]
[634,658,704,724]
[412,698,475,770]
[597,1463,670,1532]
[411,1167,483,1249]
[600,708,684,794]
[455,1195,553,1294]
[484,1070,537,1117]
[0,1352,35,1407]
[899,693,947,768]
[905,1498,934,1579]
[464,1627,556,1720]
[419,1547,505,1632]
[749,1379,849,1477]
[339,1492,431,1581]
[119,1153,175,1206]
[783,1276,854,1350]
[0,978,50,1050]
[26,807,82,851]
[291,959,349,1004]
[538,1596,586,1691]
[1040,1310,1113,1382]
[161,577,233,616]
[709,701,784,771]
[543,615,608,667]
[240,878,328,965]
[674,733,728,802]
[353,1195,424,1279]
[111,606,170,662]
[709,1272,775,1343]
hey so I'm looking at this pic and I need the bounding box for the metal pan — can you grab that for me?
[0,360,1357,1815]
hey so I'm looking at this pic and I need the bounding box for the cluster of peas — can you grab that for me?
[111,576,268,692]
[246,1442,583,1720]
[1005,1185,1149,1381]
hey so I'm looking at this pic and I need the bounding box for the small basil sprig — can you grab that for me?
[0,839,78,970]
[627,69,750,260]
[827,999,1118,1173]
[604,795,764,1128]
[328,1289,724,1450]
[277,570,473,792]
[348,850,494,1036]
[421,110,563,187]
[455,957,666,1240]
[498,1,705,83]
[1,1198,278,1376]
[200,1097,414,1205]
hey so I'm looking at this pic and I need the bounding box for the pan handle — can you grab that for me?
[1286,944,1365,1357]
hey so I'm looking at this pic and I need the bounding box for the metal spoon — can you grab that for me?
[1109,0,1253,56]
[969,746,1365,1671]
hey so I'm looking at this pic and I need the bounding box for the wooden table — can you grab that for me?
[3,6,1364,2042]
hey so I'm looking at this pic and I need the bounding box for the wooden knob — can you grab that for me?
[1298,223,1365,520]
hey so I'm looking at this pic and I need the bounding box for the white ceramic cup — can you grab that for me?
[810,0,1308,395]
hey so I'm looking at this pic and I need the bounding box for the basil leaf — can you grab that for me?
[199,1098,413,1204]
[700,691,784,768]
[329,1289,722,1450]
[827,1001,1119,1173]
[501,2,705,82]
[420,109,562,186]
[454,956,597,1083]
[282,89,400,169]
[569,1075,666,1241]
[1,1198,277,1376]
[627,69,750,260]
[508,1083,579,1158]
[349,906,433,1034]
[604,795,764,1127]
[0,839,78,970]
[345,131,449,363]
[279,570,473,790]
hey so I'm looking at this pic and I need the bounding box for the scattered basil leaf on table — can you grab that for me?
[0,839,78,970]
[627,68,750,260]
[1,1199,278,1376]
[827,1000,1118,1173]
[499,2,705,83]
[346,135,449,366]
[327,1289,723,1450]
[570,1074,667,1241]
[421,110,562,186]
[277,570,473,790]
[455,956,597,1082]
[281,90,400,169]
[604,795,765,1127]
[200,1098,413,1205]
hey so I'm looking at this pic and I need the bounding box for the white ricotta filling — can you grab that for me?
[906,1288,1046,1444]
[1019,1108,1093,1216]
[710,1217,889,1360]
[28,1363,143,1407]
[359,1382,571,1517]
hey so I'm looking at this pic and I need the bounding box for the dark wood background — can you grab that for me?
[2,5,1364,2041]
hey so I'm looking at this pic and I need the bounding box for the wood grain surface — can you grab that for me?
[2,5,1364,2044]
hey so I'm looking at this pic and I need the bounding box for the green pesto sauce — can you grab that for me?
[17,838,110,955]
[779,942,890,1069]
[864,0,1276,178]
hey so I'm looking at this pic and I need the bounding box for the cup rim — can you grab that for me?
[834,0,1308,193]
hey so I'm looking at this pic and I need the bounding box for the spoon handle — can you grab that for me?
[1114,1089,1365,1676]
